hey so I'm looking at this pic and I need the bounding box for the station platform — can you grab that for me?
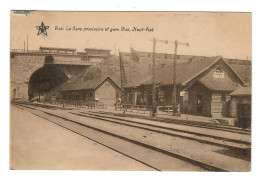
[19,101,236,126]
[10,105,153,170]
[83,106,236,126]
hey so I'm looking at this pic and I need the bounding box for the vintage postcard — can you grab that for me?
[10,11,251,171]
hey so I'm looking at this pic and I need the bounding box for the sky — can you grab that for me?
[10,11,251,60]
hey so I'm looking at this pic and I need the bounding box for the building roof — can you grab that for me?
[132,56,246,89]
[229,63,251,85]
[85,48,111,51]
[229,87,251,96]
[198,78,239,92]
[138,57,214,86]
[61,55,122,91]
[62,76,120,91]
[60,53,250,92]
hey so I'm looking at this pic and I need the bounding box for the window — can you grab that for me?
[214,67,224,78]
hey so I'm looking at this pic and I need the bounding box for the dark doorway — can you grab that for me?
[197,95,203,114]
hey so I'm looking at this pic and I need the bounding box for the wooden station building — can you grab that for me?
[59,53,250,118]
[124,56,248,118]
[61,76,121,107]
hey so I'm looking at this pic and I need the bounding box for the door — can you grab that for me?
[197,95,203,114]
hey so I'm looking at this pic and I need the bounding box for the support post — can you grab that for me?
[152,38,157,117]
[171,40,189,116]
[27,34,28,52]
[172,40,178,115]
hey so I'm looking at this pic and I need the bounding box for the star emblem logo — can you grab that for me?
[36,22,49,36]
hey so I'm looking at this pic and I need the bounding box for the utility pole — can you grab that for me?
[27,34,28,52]
[119,50,127,110]
[151,38,168,117]
[171,40,189,116]
[27,34,29,52]
[24,40,25,53]
[152,38,156,117]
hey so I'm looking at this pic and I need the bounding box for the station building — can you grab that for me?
[58,52,251,118]
[123,56,250,118]
[61,76,121,106]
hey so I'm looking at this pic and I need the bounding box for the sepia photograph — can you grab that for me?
[9,11,251,171]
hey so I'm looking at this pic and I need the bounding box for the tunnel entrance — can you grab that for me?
[28,66,68,100]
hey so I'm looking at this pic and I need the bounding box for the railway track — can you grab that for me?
[13,102,251,145]
[12,102,251,171]
[14,101,251,135]
[91,110,251,135]
[16,102,251,147]
[72,111,251,148]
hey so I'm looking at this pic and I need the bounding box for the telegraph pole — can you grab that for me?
[27,34,28,52]
[119,50,127,111]
[152,38,156,116]
[151,38,168,117]
[24,40,25,53]
[171,40,189,116]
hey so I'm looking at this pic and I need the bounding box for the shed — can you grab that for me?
[61,76,121,106]
[229,87,251,118]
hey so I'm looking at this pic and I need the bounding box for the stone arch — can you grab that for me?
[11,54,89,101]
[28,66,68,100]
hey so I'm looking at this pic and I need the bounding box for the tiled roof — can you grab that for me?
[198,78,239,91]
[122,55,213,88]
[62,76,120,91]
[140,57,217,86]
[229,87,251,96]
[229,63,251,84]
[61,56,122,91]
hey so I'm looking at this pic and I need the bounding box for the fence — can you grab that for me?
[116,104,178,114]
[10,49,80,56]
[48,100,107,109]
[158,106,174,113]
[116,104,152,114]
